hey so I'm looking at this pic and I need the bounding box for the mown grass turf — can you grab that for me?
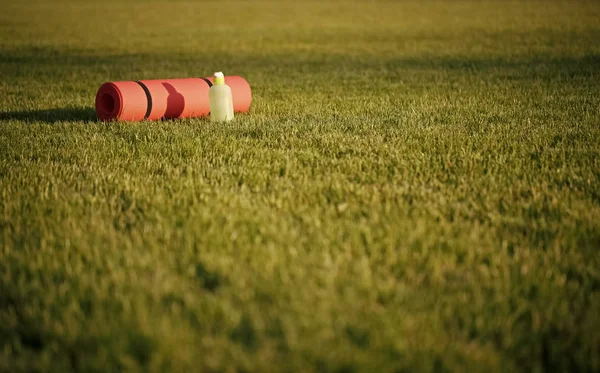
[1,1,600,372]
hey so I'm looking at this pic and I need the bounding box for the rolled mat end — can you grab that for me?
[95,82,122,121]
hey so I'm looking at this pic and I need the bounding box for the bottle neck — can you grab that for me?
[214,74,225,85]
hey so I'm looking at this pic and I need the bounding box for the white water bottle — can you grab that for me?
[209,72,234,122]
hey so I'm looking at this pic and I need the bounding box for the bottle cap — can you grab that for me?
[214,72,225,85]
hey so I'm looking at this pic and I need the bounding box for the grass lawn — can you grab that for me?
[1,0,600,371]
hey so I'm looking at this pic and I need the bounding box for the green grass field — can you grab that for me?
[1,1,600,372]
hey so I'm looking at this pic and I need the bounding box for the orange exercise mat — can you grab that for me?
[95,76,251,121]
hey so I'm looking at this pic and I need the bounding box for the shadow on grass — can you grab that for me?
[0,107,97,124]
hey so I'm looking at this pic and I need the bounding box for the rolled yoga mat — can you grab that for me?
[95,76,251,121]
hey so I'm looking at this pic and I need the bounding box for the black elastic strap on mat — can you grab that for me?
[135,81,152,119]
[199,77,213,88]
